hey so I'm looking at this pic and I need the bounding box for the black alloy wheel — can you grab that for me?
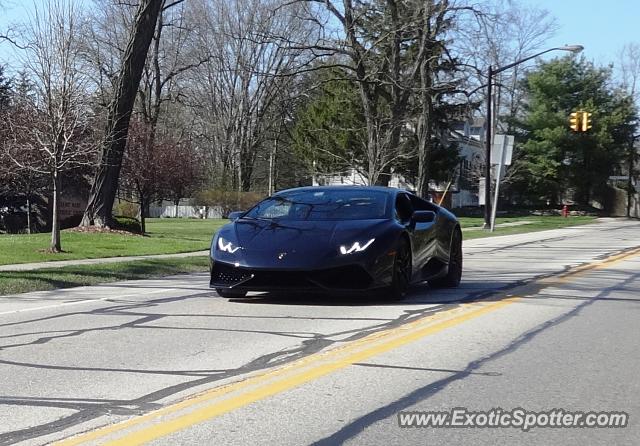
[429,229,462,288]
[390,237,412,300]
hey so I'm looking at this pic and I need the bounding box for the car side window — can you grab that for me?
[395,193,414,223]
[261,201,292,218]
[409,193,438,212]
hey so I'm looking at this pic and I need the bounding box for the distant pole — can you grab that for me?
[268,147,274,196]
[628,140,633,218]
[629,134,639,217]
[484,66,493,229]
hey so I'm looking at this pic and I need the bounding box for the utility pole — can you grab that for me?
[628,134,639,217]
[483,66,493,229]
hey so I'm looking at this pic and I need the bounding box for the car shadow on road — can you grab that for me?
[227,281,516,307]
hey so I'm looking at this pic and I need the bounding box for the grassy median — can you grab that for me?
[0,218,227,266]
[0,256,210,296]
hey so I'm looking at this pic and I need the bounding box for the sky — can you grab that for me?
[0,0,638,70]
[532,0,640,68]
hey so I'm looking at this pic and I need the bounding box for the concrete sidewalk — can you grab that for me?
[0,250,209,272]
[461,220,540,232]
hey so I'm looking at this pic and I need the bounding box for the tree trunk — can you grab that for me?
[417,59,434,198]
[139,193,146,234]
[174,198,180,218]
[81,0,164,228]
[627,139,636,217]
[26,195,32,235]
[360,88,379,185]
[51,172,61,252]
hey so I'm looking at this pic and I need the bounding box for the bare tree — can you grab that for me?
[119,118,202,230]
[5,0,97,251]
[449,0,558,202]
[159,137,203,217]
[0,1,29,50]
[81,0,164,228]
[301,0,474,192]
[119,119,161,233]
[185,0,314,192]
[138,0,201,131]
[456,0,559,131]
[80,1,137,109]
[618,43,640,101]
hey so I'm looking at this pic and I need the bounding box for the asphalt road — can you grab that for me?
[0,218,639,446]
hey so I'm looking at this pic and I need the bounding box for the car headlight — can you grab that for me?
[339,238,375,255]
[218,236,241,254]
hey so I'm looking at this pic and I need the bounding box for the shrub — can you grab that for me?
[113,200,139,218]
[113,216,142,234]
[192,190,264,218]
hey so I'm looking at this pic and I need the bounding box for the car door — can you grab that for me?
[394,193,422,276]
[407,194,439,272]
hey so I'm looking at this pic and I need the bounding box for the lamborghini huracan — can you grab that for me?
[209,186,462,299]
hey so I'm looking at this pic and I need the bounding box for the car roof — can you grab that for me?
[275,185,409,196]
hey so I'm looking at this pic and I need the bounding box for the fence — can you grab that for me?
[149,204,224,219]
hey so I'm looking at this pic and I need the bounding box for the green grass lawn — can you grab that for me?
[460,215,597,240]
[0,218,227,266]
[0,256,210,296]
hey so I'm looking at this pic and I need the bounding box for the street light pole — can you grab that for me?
[482,45,583,229]
[483,65,493,228]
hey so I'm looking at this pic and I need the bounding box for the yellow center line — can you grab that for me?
[546,246,640,284]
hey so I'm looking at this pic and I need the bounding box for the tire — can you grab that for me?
[429,229,462,288]
[215,288,247,298]
[388,237,412,300]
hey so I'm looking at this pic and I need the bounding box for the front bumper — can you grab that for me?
[210,260,388,293]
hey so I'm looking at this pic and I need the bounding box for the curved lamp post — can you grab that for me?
[483,45,584,228]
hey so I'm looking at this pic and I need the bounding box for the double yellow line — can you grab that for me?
[550,245,640,284]
[56,245,640,445]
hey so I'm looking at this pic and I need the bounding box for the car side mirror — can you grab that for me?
[412,210,436,223]
[228,211,244,221]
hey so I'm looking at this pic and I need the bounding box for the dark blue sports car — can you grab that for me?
[209,186,462,299]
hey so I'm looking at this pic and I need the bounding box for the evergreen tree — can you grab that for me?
[291,67,366,180]
[510,57,637,206]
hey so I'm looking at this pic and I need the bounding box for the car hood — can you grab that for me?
[215,218,393,269]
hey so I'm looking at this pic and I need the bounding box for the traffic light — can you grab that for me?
[582,112,592,132]
[569,111,581,132]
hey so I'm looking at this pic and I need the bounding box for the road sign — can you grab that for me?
[479,177,486,206]
[489,134,514,231]
[491,134,514,165]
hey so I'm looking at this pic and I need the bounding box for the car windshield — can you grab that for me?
[244,190,389,221]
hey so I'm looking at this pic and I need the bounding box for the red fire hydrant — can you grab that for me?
[562,205,569,218]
